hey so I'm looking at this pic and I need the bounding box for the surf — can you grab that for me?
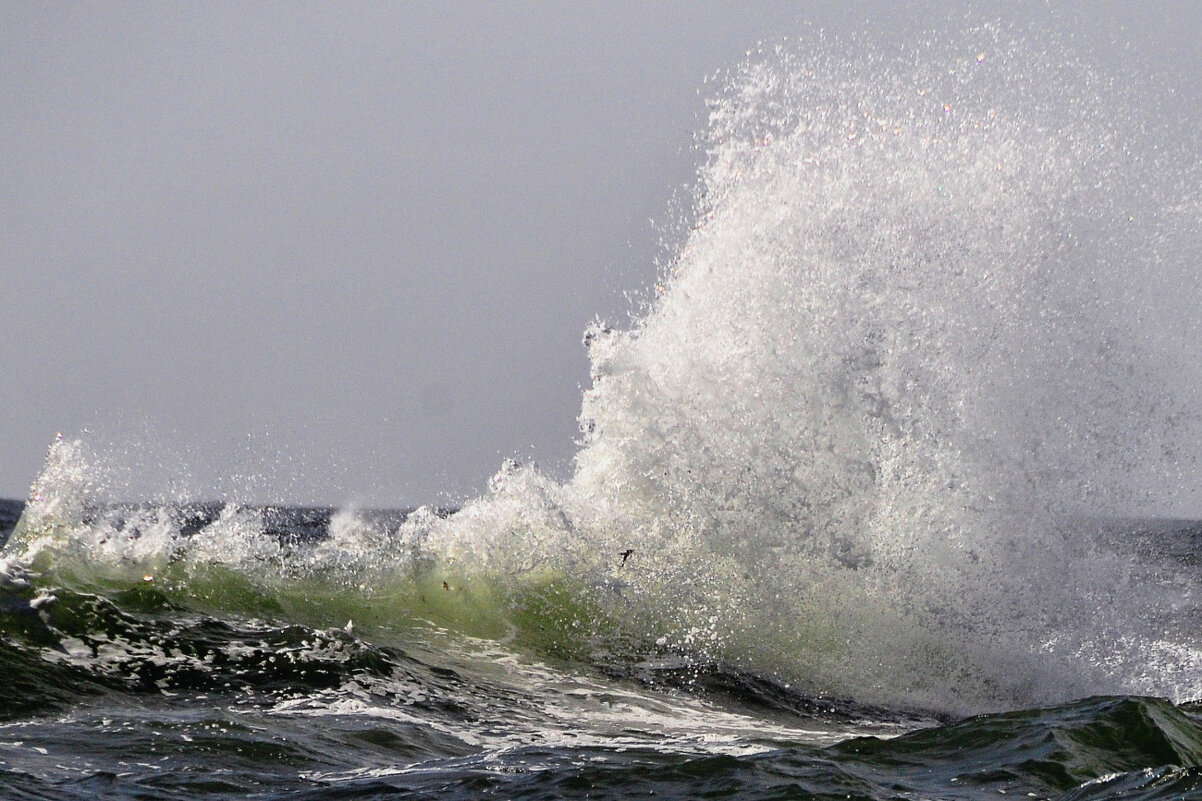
[6,24,1202,716]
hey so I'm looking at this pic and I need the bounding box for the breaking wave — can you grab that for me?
[7,25,1202,715]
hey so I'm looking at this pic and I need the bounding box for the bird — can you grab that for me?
[619,549,634,567]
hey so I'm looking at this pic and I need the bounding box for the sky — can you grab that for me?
[3,2,1200,507]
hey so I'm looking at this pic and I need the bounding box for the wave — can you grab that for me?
[6,25,1202,715]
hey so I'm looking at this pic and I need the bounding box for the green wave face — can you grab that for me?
[0,437,1189,720]
[2,445,672,687]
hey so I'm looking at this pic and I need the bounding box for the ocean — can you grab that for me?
[4,25,1202,800]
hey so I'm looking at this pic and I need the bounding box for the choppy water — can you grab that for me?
[5,23,1202,800]
[6,497,1202,800]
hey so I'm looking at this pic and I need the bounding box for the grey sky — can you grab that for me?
[3,2,1199,506]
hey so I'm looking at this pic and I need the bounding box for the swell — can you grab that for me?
[4,694,1200,801]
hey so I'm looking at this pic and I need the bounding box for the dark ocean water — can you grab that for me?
[5,496,1202,800]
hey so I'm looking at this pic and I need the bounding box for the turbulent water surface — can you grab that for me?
[5,25,1202,800]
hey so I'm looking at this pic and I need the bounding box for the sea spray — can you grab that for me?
[562,27,1202,710]
[7,26,1202,715]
